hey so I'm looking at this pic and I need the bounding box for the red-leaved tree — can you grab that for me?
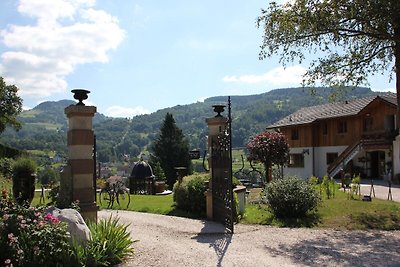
[247,131,289,183]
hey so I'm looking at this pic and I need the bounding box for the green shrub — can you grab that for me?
[352,174,361,185]
[0,158,14,179]
[37,167,60,186]
[232,176,242,187]
[308,176,319,186]
[173,173,208,216]
[70,216,134,267]
[12,157,37,205]
[264,176,321,218]
[350,174,361,199]
[173,180,189,210]
[321,175,336,199]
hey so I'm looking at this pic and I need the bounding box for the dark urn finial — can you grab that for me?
[71,89,90,106]
[212,104,226,117]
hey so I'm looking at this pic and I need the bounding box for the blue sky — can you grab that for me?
[0,0,395,117]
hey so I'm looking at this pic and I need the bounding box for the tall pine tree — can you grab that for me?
[151,113,191,188]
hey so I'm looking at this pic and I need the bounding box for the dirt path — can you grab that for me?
[99,210,400,267]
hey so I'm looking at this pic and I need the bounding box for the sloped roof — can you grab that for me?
[130,160,154,179]
[267,93,397,129]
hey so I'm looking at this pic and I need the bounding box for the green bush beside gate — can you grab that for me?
[173,173,208,216]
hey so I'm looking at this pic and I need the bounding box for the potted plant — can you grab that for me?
[154,179,166,194]
[152,161,167,193]
[12,157,37,205]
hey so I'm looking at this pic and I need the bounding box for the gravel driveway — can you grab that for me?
[99,210,400,267]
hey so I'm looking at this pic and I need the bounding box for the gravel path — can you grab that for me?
[99,210,400,267]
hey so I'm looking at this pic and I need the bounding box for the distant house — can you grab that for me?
[50,155,63,163]
[100,166,112,178]
[267,93,398,180]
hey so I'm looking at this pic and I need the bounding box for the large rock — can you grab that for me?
[46,207,91,244]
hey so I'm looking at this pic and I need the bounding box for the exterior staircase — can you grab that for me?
[327,139,392,178]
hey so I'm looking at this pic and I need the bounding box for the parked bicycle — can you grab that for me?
[99,179,130,208]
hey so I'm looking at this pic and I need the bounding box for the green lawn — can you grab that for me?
[29,189,177,215]
[30,190,199,219]
[31,189,52,206]
[4,174,400,230]
[97,193,175,214]
[96,193,201,219]
[242,190,400,230]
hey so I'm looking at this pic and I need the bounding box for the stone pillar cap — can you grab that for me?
[65,105,97,117]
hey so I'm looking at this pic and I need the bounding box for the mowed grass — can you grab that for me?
[4,174,400,230]
[97,193,201,219]
[28,187,199,219]
[97,193,175,215]
[242,189,400,230]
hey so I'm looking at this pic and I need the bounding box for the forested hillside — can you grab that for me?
[0,87,378,162]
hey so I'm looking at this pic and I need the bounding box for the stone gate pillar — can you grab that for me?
[205,105,228,220]
[63,89,98,221]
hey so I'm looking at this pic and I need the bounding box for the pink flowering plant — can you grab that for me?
[0,191,71,267]
[247,130,289,183]
[1,188,134,266]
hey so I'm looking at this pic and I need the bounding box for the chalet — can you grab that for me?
[267,93,399,180]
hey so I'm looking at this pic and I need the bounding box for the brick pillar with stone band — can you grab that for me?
[62,89,98,221]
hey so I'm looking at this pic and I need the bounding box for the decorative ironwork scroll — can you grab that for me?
[211,97,234,233]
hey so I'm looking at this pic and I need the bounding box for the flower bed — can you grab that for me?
[0,189,71,267]
[0,189,134,267]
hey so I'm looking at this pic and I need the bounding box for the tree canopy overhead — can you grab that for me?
[257,0,400,100]
[0,77,22,134]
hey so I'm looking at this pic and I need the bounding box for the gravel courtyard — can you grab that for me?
[99,210,400,267]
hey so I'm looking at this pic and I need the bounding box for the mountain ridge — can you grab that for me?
[0,87,382,162]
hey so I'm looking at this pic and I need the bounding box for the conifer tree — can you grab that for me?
[151,113,191,188]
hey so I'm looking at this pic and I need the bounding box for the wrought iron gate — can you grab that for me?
[211,97,234,233]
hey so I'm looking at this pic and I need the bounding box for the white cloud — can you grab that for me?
[105,105,150,118]
[0,0,125,99]
[17,0,96,25]
[222,65,306,86]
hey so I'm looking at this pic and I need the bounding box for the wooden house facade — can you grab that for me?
[267,93,398,180]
